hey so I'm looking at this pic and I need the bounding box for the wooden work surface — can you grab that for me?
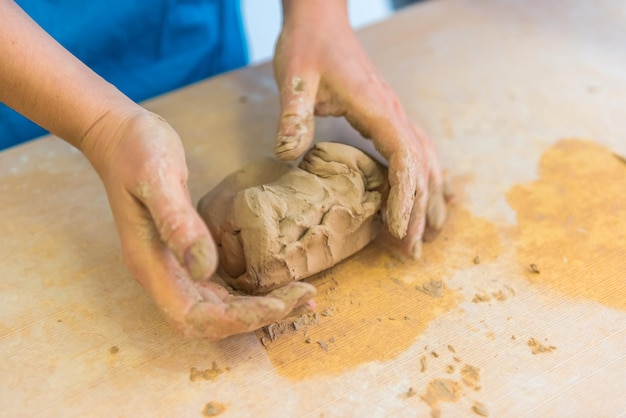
[2,0,625,416]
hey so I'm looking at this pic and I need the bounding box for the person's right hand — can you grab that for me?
[81,108,315,339]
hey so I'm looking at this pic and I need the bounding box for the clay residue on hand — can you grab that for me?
[291,76,306,93]
[275,96,314,159]
[198,142,387,294]
[507,139,626,311]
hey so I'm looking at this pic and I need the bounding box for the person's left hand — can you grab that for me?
[274,1,446,258]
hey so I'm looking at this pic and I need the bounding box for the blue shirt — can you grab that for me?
[0,0,247,149]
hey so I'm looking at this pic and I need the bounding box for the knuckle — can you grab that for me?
[180,306,221,340]
[157,213,187,244]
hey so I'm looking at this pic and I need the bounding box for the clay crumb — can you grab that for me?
[527,338,556,354]
[421,379,462,418]
[453,356,462,363]
[305,337,312,344]
[266,321,293,341]
[202,401,227,417]
[431,351,439,358]
[473,255,480,264]
[504,285,516,296]
[416,278,445,298]
[317,340,329,352]
[420,355,428,372]
[460,364,481,390]
[406,386,416,397]
[492,290,507,301]
[109,346,119,354]
[190,361,224,382]
[613,152,626,165]
[320,307,335,317]
[293,312,319,331]
[472,401,489,417]
[447,345,456,353]
[260,337,269,350]
[472,293,491,303]
[292,319,305,331]
[587,85,600,94]
[328,337,336,343]
[529,263,540,274]
[445,365,455,373]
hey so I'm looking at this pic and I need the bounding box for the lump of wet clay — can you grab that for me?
[197,142,387,294]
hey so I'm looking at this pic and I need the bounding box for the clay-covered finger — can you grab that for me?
[188,282,316,340]
[184,297,284,340]
[401,173,429,258]
[413,124,446,242]
[339,79,421,240]
[423,162,447,242]
[120,226,309,341]
[384,148,422,241]
[423,180,446,242]
[275,74,319,160]
[396,127,437,257]
[265,281,317,312]
[137,167,218,282]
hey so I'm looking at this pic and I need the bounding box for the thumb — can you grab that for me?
[140,179,218,282]
[275,74,319,160]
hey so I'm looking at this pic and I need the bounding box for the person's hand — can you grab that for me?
[274,1,446,258]
[81,108,315,339]
[0,0,314,340]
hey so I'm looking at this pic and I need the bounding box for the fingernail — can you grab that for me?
[270,282,316,306]
[184,237,216,281]
[275,135,299,156]
[388,208,410,240]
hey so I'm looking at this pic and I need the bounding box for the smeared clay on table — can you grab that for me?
[198,142,387,294]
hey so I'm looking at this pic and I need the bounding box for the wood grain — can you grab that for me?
[1,0,625,416]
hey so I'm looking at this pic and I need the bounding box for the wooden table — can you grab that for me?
[2,0,625,416]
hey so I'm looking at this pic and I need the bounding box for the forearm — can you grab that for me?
[0,0,137,151]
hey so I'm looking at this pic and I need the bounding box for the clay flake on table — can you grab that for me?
[198,142,388,294]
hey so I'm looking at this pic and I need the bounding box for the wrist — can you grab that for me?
[281,0,349,29]
[79,105,153,176]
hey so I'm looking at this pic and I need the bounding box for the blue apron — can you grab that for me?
[1,0,247,149]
